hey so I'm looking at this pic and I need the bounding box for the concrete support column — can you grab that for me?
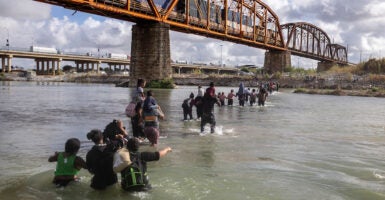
[1,57,5,72]
[57,59,62,75]
[264,50,291,74]
[317,61,336,72]
[97,61,101,74]
[41,61,45,74]
[130,22,171,86]
[7,55,12,72]
[36,60,40,74]
[76,62,79,72]
[52,60,55,75]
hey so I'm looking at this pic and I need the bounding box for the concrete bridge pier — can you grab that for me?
[1,55,12,72]
[264,50,291,74]
[129,22,171,86]
[317,61,336,72]
[35,58,61,75]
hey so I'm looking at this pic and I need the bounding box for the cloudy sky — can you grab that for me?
[0,0,384,69]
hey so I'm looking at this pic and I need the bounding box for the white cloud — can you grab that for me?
[0,0,50,20]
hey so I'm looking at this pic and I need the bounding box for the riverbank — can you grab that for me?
[293,88,385,98]
[2,71,385,98]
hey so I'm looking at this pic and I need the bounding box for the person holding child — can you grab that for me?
[143,90,165,146]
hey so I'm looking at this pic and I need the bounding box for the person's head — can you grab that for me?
[147,90,153,97]
[87,129,103,144]
[127,138,140,152]
[189,92,194,99]
[231,89,234,92]
[137,79,145,88]
[198,85,201,89]
[65,138,81,155]
[221,92,224,95]
[209,82,214,87]
[103,119,123,138]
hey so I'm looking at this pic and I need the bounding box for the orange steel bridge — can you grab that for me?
[33,0,348,64]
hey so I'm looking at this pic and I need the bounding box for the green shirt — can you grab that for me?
[55,152,79,176]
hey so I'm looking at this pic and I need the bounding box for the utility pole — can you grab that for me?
[220,44,223,67]
[3,27,9,50]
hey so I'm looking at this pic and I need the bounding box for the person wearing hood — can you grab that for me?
[236,82,246,107]
[86,129,118,190]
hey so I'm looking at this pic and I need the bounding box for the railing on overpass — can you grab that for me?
[0,46,239,75]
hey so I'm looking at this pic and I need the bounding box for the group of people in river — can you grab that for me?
[181,81,278,131]
[48,78,172,191]
[48,79,278,191]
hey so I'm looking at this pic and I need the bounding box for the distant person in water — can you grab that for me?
[133,78,146,104]
[194,95,203,120]
[227,89,235,106]
[86,129,117,190]
[182,98,190,121]
[219,92,226,106]
[257,87,268,106]
[143,90,165,146]
[206,82,216,97]
[197,85,204,97]
[131,102,145,139]
[201,82,221,133]
[236,82,246,107]
[48,138,87,187]
[249,89,257,106]
[181,92,194,121]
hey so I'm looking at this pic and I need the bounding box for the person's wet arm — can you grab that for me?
[75,156,88,170]
[48,152,59,162]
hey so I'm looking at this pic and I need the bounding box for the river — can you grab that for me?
[1,81,385,200]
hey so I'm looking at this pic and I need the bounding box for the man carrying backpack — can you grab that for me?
[121,138,172,191]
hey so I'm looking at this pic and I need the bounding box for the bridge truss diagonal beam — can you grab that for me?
[281,22,347,64]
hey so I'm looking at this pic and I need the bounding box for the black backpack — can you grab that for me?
[121,153,146,191]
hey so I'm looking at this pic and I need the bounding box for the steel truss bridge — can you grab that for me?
[34,0,348,64]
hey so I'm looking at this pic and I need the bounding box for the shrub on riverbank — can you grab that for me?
[146,78,175,89]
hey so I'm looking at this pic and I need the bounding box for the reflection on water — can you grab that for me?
[1,82,385,199]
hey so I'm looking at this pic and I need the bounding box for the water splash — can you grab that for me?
[373,171,385,179]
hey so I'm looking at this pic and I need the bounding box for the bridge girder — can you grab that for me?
[34,0,285,50]
[281,22,347,64]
